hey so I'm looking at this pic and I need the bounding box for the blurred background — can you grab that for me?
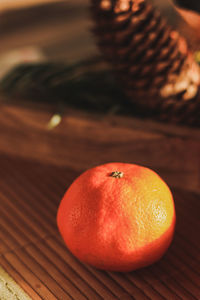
[0,0,197,63]
[0,0,96,63]
[0,0,199,194]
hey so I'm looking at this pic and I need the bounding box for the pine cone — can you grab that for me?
[91,0,200,125]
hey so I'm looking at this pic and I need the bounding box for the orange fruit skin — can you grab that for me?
[57,163,176,272]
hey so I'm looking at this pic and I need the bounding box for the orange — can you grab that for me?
[57,162,176,272]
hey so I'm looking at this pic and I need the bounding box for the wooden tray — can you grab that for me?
[0,152,199,300]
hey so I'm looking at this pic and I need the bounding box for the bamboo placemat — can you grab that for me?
[0,153,200,300]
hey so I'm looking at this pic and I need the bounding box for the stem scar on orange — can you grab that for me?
[57,162,176,272]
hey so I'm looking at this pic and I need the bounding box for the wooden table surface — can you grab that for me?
[0,1,200,299]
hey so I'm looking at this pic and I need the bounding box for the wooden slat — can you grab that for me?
[3,252,57,300]
[30,240,100,300]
